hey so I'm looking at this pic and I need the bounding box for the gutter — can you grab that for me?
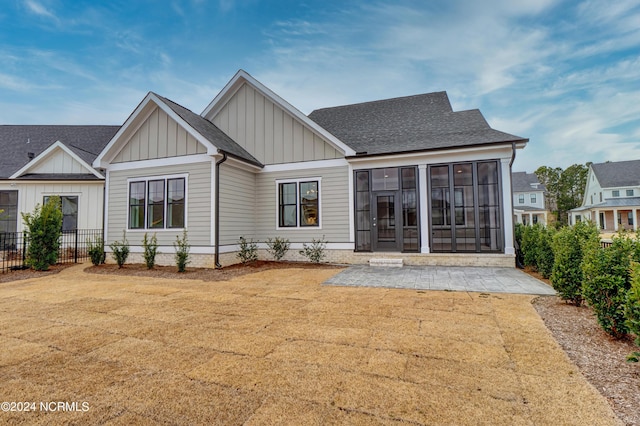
[214,151,227,268]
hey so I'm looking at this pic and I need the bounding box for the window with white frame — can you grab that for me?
[518,194,524,204]
[530,194,536,204]
[627,189,634,197]
[128,175,186,229]
[612,190,620,197]
[277,178,320,228]
[43,195,78,232]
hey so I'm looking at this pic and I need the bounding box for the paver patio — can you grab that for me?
[0,263,621,425]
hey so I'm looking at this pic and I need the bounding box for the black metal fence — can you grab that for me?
[0,229,103,273]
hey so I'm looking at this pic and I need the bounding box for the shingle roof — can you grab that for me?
[0,125,119,179]
[308,92,527,156]
[155,94,263,167]
[512,172,545,192]
[591,160,640,188]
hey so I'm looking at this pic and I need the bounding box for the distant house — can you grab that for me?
[512,172,548,225]
[93,70,528,267]
[0,125,119,234]
[569,160,640,232]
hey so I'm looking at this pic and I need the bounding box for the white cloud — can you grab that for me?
[23,0,57,20]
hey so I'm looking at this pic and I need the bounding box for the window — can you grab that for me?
[518,194,524,204]
[0,191,18,233]
[43,195,78,232]
[277,179,320,228]
[590,195,593,204]
[612,190,620,197]
[530,194,536,204]
[628,211,634,226]
[599,192,602,202]
[627,189,634,197]
[128,176,186,229]
[533,215,538,224]
[576,214,582,223]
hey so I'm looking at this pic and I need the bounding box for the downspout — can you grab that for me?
[509,142,523,267]
[214,151,227,269]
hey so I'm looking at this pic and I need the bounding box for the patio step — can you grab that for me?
[369,258,403,268]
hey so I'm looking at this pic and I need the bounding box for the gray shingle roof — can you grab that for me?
[592,160,640,188]
[0,125,119,179]
[308,92,527,156]
[512,172,545,192]
[155,94,263,167]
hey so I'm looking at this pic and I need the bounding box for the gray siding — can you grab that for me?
[112,107,207,163]
[212,83,342,165]
[255,165,350,243]
[219,164,256,245]
[107,161,212,247]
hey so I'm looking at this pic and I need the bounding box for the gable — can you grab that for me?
[28,147,90,175]
[111,107,207,163]
[210,82,342,165]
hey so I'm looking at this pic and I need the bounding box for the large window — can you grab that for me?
[128,176,186,229]
[0,191,18,233]
[277,179,320,228]
[43,195,78,232]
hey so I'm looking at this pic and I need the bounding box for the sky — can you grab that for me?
[1,0,639,172]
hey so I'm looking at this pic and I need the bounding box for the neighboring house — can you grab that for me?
[93,70,528,267]
[0,125,119,234]
[512,172,548,226]
[569,160,640,232]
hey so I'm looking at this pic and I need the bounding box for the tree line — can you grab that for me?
[533,162,591,226]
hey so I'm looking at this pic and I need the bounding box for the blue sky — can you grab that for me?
[1,0,639,172]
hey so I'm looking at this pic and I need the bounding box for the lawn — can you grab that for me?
[0,263,621,425]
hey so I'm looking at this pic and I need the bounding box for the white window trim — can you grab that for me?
[275,177,322,230]
[126,173,188,231]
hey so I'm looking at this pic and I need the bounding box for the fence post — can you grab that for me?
[22,231,27,268]
[74,228,79,263]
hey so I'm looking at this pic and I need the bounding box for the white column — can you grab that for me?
[418,164,430,253]
[529,213,533,225]
[614,209,619,231]
[501,159,515,255]
[595,210,600,230]
[634,209,638,232]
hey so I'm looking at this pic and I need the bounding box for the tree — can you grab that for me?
[21,196,63,271]
[535,163,589,225]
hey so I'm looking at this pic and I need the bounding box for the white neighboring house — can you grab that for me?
[512,172,548,226]
[0,125,119,234]
[569,160,640,232]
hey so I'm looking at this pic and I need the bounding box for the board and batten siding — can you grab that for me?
[106,161,212,247]
[255,165,350,243]
[218,164,256,245]
[212,83,342,165]
[29,149,89,175]
[112,107,207,163]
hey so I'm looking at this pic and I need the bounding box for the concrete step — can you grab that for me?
[369,258,403,268]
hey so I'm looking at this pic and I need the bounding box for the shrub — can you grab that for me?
[537,227,555,279]
[109,231,130,268]
[174,230,190,273]
[87,235,106,266]
[21,196,63,271]
[550,221,599,306]
[521,224,541,269]
[582,232,637,339]
[143,232,158,269]
[237,236,258,264]
[299,236,327,263]
[625,262,640,362]
[266,237,290,261]
[514,223,525,268]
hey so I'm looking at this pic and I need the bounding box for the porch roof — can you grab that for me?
[575,197,640,210]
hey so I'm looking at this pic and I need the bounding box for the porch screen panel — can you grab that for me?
[453,163,476,251]
[355,171,371,251]
[477,161,502,252]
[430,165,451,252]
[401,167,418,251]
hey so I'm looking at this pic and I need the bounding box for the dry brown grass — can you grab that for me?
[0,263,622,425]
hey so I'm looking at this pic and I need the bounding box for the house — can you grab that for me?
[0,125,119,234]
[93,70,528,267]
[512,172,548,225]
[569,160,640,232]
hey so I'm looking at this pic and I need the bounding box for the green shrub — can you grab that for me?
[237,236,258,264]
[109,231,130,268]
[625,262,640,362]
[514,223,525,267]
[143,233,158,269]
[174,230,190,273]
[266,237,290,261]
[550,221,599,306]
[537,227,555,279]
[582,232,636,339]
[521,224,541,269]
[21,196,63,271]
[87,235,106,266]
[299,236,327,263]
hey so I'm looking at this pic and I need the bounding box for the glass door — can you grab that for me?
[373,192,401,251]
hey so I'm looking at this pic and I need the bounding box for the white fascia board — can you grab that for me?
[93,93,219,168]
[202,70,357,157]
[104,153,214,172]
[261,158,349,173]
[11,140,103,179]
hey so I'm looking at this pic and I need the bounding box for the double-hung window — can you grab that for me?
[277,178,320,228]
[128,175,186,229]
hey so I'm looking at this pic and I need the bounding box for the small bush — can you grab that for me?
[21,196,63,271]
[537,227,555,279]
[87,235,106,266]
[174,230,190,273]
[266,237,290,261]
[237,236,258,264]
[143,233,158,269]
[299,236,327,263]
[521,224,541,269]
[109,231,130,268]
[625,262,640,362]
[514,223,525,268]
